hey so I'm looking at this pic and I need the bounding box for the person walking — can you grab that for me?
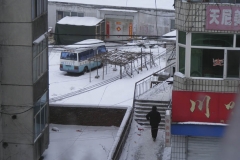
[146,106,161,141]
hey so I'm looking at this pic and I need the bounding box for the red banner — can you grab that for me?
[129,23,133,38]
[172,91,238,123]
[106,21,110,39]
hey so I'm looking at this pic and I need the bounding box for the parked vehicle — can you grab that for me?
[60,39,107,73]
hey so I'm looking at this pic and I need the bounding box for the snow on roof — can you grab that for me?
[174,71,185,78]
[163,30,176,37]
[162,30,176,41]
[57,16,103,26]
[48,0,175,10]
[75,39,104,44]
[64,39,105,50]
[99,8,138,13]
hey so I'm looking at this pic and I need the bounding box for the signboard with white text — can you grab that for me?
[206,6,240,31]
[172,91,237,123]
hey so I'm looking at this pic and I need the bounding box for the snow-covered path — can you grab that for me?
[120,120,170,160]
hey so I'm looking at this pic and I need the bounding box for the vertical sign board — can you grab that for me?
[129,23,133,38]
[165,110,171,147]
[172,91,237,123]
[106,21,110,39]
[206,6,240,31]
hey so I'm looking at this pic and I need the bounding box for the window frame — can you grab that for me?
[170,19,175,31]
[56,10,84,21]
[32,0,47,20]
[33,36,48,83]
[177,32,240,79]
[34,91,48,141]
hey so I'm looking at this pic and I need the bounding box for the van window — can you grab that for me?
[97,46,107,54]
[78,49,94,61]
[60,52,77,61]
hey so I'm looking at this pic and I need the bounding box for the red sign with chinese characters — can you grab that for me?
[106,21,110,39]
[206,6,240,31]
[172,91,237,123]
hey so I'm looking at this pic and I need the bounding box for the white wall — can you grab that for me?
[48,2,175,37]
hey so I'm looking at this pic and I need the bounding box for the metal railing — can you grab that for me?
[134,62,176,99]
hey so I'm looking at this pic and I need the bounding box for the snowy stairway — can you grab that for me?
[134,100,170,129]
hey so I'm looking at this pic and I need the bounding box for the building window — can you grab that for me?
[33,49,47,82]
[34,92,48,140]
[56,11,84,21]
[227,50,240,78]
[33,36,48,82]
[179,47,185,74]
[178,31,186,45]
[192,33,233,47]
[170,19,175,30]
[32,0,47,20]
[191,48,224,78]
[236,35,240,47]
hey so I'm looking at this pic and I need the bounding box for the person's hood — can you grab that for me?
[152,106,157,111]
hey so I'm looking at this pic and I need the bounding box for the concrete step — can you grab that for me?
[136,122,165,129]
[135,99,169,103]
[134,109,167,113]
[135,112,165,117]
[135,105,169,109]
[135,117,165,122]
[134,99,170,130]
[135,102,170,107]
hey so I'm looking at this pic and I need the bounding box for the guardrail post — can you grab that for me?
[165,110,171,147]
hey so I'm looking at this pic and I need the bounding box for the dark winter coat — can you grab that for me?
[146,106,161,126]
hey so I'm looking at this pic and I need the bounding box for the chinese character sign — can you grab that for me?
[206,6,240,31]
[172,91,237,123]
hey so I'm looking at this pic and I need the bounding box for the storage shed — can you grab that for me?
[54,16,104,45]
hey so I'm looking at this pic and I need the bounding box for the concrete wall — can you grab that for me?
[138,10,174,36]
[1,46,32,85]
[173,74,240,93]
[0,23,32,46]
[0,1,49,158]
[175,1,240,33]
[49,106,126,127]
[2,143,34,160]
[2,106,34,143]
[0,0,32,22]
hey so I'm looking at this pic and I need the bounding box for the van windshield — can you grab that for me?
[97,46,107,54]
[60,52,77,61]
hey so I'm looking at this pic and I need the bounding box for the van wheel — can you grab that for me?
[98,63,103,68]
[83,66,89,73]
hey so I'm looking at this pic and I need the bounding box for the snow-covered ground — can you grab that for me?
[49,42,167,106]
[43,124,119,160]
[43,42,172,160]
[120,120,171,160]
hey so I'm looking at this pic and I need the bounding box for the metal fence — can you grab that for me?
[134,62,175,99]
